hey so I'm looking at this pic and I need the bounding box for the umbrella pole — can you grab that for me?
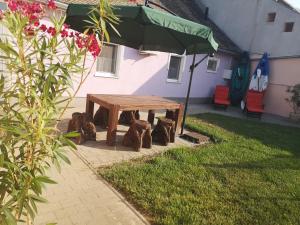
[181,54,196,135]
[181,54,210,135]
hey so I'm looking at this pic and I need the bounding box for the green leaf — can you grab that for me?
[56,151,71,164]
[29,198,37,213]
[29,194,48,203]
[64,131,80,138]
[35,176,57,184]
[24,202,35,221]
[0,75,5,94]
[0,39,18,57]
[52,156,62,173]
[3,208,17,225]
[61,137,77,150]
[0,154,4,167]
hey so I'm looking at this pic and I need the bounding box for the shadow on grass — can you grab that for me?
[189,113,300,157]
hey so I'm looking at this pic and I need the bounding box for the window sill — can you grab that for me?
[207,70,218,74]
[95,72,119,79]
[167,79,181,84]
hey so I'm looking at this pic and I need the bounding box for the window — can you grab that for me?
[284,22,294,32]
[96,43,119,77]
[0,2,7,10]
[207,57,220,73]
[167,55,185,82]
[267,12,276,22]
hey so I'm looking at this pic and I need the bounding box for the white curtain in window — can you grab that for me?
[97,44,117,74]
[168,56,181,80]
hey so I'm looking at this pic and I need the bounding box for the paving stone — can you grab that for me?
[34,150,148,225]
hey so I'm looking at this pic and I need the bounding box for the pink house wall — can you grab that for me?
[251,57,300,117]
[76,46,232,100]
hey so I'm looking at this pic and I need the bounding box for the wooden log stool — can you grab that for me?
[67,112,96,145]
[166,110,176,121]
[94,106,109,128]
[119,110,140,125]
[122,120,152,151]
[152,118,176,146]
[147,110,155,126]
[82,113,96,141]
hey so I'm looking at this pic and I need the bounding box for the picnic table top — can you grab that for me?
[87,94,182,111]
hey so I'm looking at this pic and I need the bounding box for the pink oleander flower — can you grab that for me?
[30,2,43,14]
[6,0,44,24]
[47,26,56,36]
[0,10,3,20]
[24,25,35,36]
[60,29,68,38]
[29,14,37,22]
[47,0,57,10]
[33,20,39,27]
[39,24,47,32]
[63,23,70,29]
[74,33,101,57]
[7,0,18,12]
[75,35,85,49]
[4,0,102,57]
[86,34,101,58]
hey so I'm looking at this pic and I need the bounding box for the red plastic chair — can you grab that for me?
[213,85,230,108]
[245,90,264,115]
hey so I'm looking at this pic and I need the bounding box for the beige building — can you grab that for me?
[197,0,300,117]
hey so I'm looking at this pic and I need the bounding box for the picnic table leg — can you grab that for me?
[85,95,94,119]
[106,105,120,146]
[174,104,184,134]
[147,110,155,126]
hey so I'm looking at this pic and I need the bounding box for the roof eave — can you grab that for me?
[218,48,241,56]
[275,0,300,14]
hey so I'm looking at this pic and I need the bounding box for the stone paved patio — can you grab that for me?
[35,151,149,225]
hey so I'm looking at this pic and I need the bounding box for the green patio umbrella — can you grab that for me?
[65,3,218,134]
[65,4,218,55]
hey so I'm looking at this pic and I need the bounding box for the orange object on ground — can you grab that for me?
[245,90,264,113]
[214,85,230,107]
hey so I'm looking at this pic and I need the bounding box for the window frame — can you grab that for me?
[0,2,7,10]
[206,56,220,73]
[267,12,276,23]
[166,53,186,83]
[95,43,123,79]
[284,22,294,33]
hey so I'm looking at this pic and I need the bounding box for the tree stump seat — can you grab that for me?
[118,110,140,125]
[94,106,109,128]
[152,117,175,146]
[166,109,176,121]
[122,120,152,151]
[67,112,97,145]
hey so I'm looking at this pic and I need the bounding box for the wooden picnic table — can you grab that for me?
[85,94,184,146]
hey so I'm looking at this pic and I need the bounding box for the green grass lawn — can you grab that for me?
[99,113,300,225]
